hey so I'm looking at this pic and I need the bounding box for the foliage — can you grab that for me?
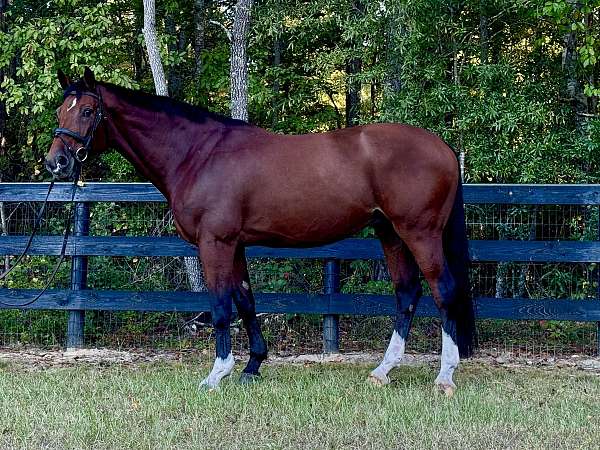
[0,0,137,180]
[1,0,597,181]
[0,0,599,347]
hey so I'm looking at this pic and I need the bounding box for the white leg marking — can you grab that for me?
[435,328,459,395]
[200,353,235,389]
[369,330,405,385]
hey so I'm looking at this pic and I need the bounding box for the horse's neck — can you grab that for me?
[100,85,216,199]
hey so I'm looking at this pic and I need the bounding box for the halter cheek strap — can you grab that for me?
[53,91,104,163]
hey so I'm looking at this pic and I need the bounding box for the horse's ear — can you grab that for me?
[58,69,70,90]
[83,66,96,90]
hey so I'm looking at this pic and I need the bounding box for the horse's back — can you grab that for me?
[240,123,457,243]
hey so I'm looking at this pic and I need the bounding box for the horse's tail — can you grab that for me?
[443,175,477,358]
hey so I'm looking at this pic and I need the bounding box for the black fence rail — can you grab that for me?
[0,183,599,353]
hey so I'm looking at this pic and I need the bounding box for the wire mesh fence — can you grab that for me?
[0,198,598,357]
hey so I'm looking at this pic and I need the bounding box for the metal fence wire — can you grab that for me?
[0,195,598,357]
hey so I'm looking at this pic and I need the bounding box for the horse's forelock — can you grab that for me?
[62,80,86,100]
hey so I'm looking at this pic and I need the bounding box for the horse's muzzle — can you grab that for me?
[45,150,75,180]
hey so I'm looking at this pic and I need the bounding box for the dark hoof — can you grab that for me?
[239,372,261,385]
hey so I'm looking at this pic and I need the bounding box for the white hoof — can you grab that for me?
[434,376,456,397]
[368,368,390,386]
[200,353,235,390]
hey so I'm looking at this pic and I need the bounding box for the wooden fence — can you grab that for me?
[0,183,599,353]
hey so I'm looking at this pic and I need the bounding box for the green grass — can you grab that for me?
[0,360,599,449]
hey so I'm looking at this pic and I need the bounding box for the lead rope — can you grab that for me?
[0,172,79,307]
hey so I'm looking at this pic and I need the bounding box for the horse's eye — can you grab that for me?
[82,109,93,118]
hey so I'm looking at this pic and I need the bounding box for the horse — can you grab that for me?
[45,68,475,395]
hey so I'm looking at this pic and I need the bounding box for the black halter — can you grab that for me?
[53,91,104,163]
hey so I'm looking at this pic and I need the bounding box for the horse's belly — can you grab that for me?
[240,208,372,247]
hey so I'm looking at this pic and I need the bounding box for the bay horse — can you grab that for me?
[45,68,475,395]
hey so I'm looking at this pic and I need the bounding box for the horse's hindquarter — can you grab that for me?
[361,123,459,234]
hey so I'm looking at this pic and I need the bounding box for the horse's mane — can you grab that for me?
[64,79,251,128]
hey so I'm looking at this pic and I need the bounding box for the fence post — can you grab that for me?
[597,205,600,357]
[323,258,340,353]
[66,201,89,350]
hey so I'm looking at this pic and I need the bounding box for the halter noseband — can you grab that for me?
[53,90,104,163]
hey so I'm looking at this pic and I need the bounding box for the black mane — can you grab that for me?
[63,80,251,128]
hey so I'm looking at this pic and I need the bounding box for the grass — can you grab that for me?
[0,359,599,449]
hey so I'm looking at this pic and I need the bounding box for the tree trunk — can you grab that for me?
[271,35,281,129]
[165,14,184,99]
[382,2,410,119]
[230,0,253,122]
[586,11,598,115]
[345,56,361,127]
[563,4,587,133]
[479,1,489,64]
[449,4,465,178]
[0,175,7,272]
[515,206,537,298]
[383,2,405,103]
[184,255,205,291]
[133,7,145,82]
[345,0,364,128]
[0,206,7,272]
[142,0,168,97]
[0,0,7,145]
[142,0,206,293]
[194,0,208,77]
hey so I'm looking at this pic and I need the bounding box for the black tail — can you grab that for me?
[443,177,477,358]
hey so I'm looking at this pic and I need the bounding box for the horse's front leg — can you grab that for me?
[198,236,237,389]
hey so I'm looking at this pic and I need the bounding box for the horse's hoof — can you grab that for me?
[368,372,390,386]
[435,382,455,397]
[239,372,261,385]
[199,380,218,391]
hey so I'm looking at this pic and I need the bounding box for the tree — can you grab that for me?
[194,0,208,77]
[230,0,253,121]
[142,0,168,96]
[345,0,364,127]
[142,0,206,293]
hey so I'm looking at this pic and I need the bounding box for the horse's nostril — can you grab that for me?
[56,155,68,167]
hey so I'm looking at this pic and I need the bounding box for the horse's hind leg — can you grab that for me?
[231,245,268,383]
[369,218,422,385]
[404,235,460,396]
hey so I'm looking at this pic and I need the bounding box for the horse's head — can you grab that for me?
[45,67,107,179]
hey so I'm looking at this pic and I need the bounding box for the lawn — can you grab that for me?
[0,359,598,449]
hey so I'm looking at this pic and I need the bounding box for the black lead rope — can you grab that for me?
[0,180,55,282]
[0,174,79,307]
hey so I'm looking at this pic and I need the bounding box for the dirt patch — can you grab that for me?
[0,347,599,373]
[0,348,180,371]
[269,351,600,374]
